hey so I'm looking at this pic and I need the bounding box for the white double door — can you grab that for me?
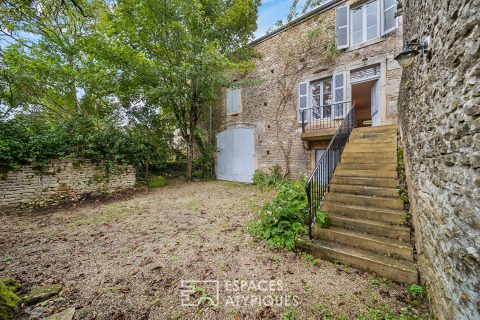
[216,127,255,183]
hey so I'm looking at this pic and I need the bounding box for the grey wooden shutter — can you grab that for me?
[226,89,233,114]
[297,82,309,123]
[227,88,241,114]
[335,5,349,49]
[382,0,397,34]
[332,72,346,118]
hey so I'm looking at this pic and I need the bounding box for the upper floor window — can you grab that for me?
[226,88,241,114]
[336,0,397,49]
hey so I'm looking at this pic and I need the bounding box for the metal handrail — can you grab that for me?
[305,102,356,238]
[301,101,353,133]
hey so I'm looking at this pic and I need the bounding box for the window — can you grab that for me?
[336,0,397,49]
[310,79,333,119]
[226,88,241,114]
[350,0,379,46]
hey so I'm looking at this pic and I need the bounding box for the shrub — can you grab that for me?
[252,165,286,190]
[316,210,330,228]
[147,176,168,188]
[0,281,20,320]
[407,284,425,299]
[248,178,308,250]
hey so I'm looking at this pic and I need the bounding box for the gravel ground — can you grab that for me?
[0,181,430,320]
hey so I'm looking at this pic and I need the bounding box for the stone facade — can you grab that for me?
[0,160,136,211]
[213,0,404,178]
[398,0,479,319]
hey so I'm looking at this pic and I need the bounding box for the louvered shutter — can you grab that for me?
[227,88,241,114]
[335,6,349,49]
[226,89,233,114]
[382,0,397,34]
[297,82,309,123]
[332,72,346,119]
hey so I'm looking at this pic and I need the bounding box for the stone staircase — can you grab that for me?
[300,125,417,283]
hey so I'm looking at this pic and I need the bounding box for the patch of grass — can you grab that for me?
[300,252,319,266]
[1,256,13,264]
[359,305,423,320]
[69,203,144,227]
[147,176,168,188]
[280,308,299,320]
[407,284,425,299]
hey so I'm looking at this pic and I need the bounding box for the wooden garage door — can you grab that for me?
[216,128,254,183]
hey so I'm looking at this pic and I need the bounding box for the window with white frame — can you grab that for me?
[226,88,241,114]
[336,0,397,49]
[297,73,345,123]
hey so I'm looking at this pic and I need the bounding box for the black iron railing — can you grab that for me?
[301,102,352,133]
[306,103,356,238]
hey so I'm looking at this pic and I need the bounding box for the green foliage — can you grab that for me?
[300,252,320,265]
[0,113,173,175]
[252,165,286,190]
[0,281,20,320]
[359,306,422,320]
[407,284,425,299]
[147,176,168,188]
[316,210,330,228]
[248,178,308,250]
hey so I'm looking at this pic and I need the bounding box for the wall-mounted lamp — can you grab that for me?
[394,36,431,68]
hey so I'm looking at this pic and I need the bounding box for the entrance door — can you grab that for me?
[371,80,380,126]
[216,127,254,183]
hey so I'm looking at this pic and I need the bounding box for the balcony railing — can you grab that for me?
[301,102,352,133]
[305,102,356,238]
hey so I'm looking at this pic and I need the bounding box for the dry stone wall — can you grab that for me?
[398,0,479,319]
[0,160,136,211]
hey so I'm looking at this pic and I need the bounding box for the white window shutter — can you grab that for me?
[226,88,233,114]
[332,72,346,119]
[335,5,349,49]
[297,82,309,123]
[382,0,397,34]
[227,88,241,114]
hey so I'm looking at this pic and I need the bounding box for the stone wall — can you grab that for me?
[213,0,404,177]
[398,0,479,319]
[0,160,136,211]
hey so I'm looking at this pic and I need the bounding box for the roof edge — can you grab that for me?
[251,0,345,46]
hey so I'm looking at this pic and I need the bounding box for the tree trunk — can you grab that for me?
[186,133,194,181]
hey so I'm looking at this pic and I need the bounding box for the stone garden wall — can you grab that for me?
[398,0,479,319]
[0,160,136,211]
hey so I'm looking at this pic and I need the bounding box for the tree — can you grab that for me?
[97,0,260,180]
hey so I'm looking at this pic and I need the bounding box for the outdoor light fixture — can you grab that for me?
[394,36,431,68]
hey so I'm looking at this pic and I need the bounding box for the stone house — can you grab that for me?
[213,0,403,182]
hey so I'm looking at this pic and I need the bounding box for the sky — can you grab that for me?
[254,0,297,39]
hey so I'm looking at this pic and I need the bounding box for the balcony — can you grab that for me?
[300,102,353,146]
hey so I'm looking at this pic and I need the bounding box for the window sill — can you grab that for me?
[345,37,386,52]
[227,111,241,116]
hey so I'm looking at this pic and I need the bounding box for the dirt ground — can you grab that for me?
[0,181,429,320]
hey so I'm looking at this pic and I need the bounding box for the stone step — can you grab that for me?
[326,192,403,210]
[341,150,397,159]
[331,176,398,188]
[344,144,397,153]
[330,183,399,197]
[322,202,407,224]
[337,163,397,171]
[312,225,414,261]
[352,125,398,133]
[340,156,396,164]
[297,237,417,284]
[334,168,398,179]
[328,213,410,241]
